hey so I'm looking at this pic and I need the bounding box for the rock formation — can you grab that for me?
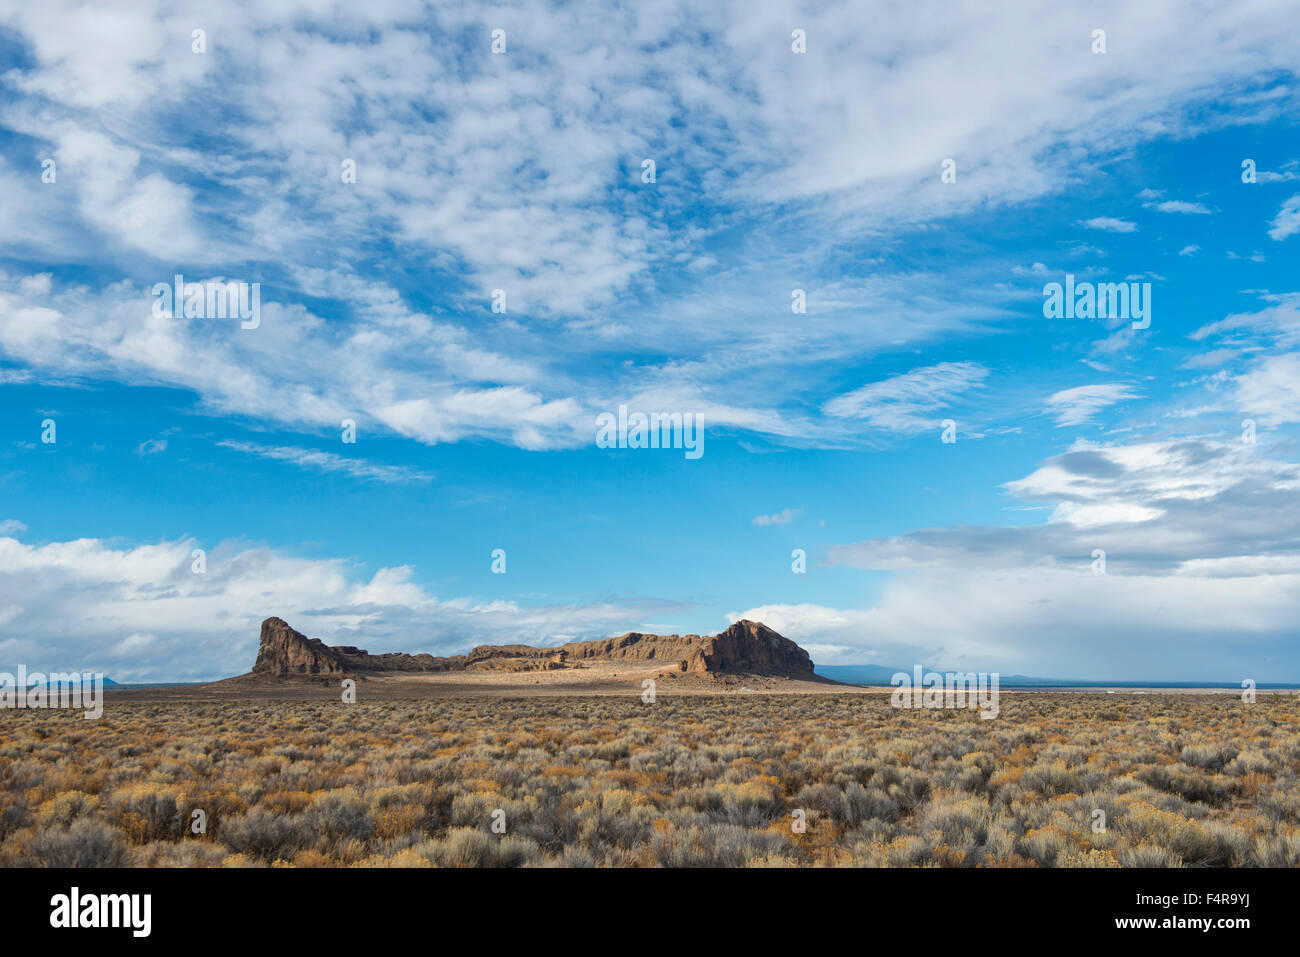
[684,620,816,677]
[252,617,467,675]
[555,621,815,677]
[253,617,346,675]
[250,616,817,679]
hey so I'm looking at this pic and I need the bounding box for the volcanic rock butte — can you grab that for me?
[251,616,817,679]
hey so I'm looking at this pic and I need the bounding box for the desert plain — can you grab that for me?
[1,618,1297,868]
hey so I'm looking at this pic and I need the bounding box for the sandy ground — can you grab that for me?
[104,660,863,702]
[104,662,1300,703]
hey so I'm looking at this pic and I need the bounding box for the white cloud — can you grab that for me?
[1178,244,1200,256]
[1147,199,1211,215]
[56,128,204,259]
[1045,383,1141,426]
[1179,347,1238,369]
[1079,217,1137,233]
[1257,161,1300,183]
[829,439,1300,574]
[1234,353,1300,424]
[823,362,988,433]
[734,565,1300,678]
[0,1,1297,453]
[1191,296,1300,347]
[800,438,1300,676]
[1003,439,1288,508]
[218,441,434,484]
[753,507,803,527]
[110,632,156,658]
[1268,194,1300,240]
[0,272,596,451]
[1188,297,1300,424]
[1047,501,1164,527]
[0,531,683,681]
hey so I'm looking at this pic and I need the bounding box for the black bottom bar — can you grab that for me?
[4,866,1279,943]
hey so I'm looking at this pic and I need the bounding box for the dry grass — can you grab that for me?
[1,693,1298,867]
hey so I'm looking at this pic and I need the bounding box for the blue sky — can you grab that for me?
[1,1,1299,681]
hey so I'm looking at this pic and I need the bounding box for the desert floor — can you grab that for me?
[115,663,858,700]
[2,690,1298,867]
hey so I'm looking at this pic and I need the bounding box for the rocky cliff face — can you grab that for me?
[252,618,471,675]
[252,617,346,675]
[553,623,814,677]
[683,620,816,677]
[558,632,710,664]
[249,616,816,678]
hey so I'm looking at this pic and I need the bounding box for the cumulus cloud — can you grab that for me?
[827,438,1300,573]
[1233,354,1300,424]
[0,532,685,681]
[791,438,1300,677]
[1268,195,1300,240]
[734,567,1300,678]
